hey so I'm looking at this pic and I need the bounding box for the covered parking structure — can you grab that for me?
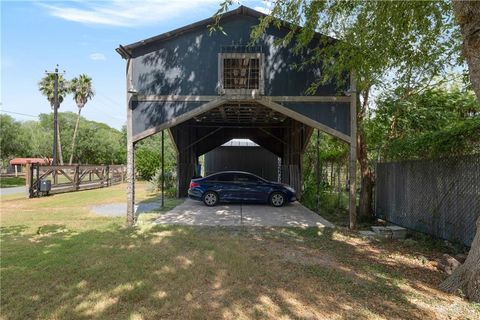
[116,6,357,227]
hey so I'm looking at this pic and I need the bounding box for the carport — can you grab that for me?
[116,6,357,227]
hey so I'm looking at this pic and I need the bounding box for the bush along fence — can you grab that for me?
[27,163,127,198]
[375,154,480,246]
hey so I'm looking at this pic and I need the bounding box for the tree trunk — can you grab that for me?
[440,1,480,302]
[453,0,480,100]
[69,108,82,165]
[440,216,480,302]
[57,120,63,165]
[357,129,374,221]
[357,87,374,221]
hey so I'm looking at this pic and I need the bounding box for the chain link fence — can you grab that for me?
[375,154,480,246]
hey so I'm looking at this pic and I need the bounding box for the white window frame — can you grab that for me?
[218,52,265,96]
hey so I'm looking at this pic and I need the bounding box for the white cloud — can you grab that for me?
[253,1,272,14]
[39,0,219,27]
[89,53,106,61]
[253,6,271,14]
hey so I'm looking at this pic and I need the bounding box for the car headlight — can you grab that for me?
[285,186,295,193]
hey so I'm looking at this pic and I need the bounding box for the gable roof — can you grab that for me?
[116,5,264,59]
[116,5,336,59]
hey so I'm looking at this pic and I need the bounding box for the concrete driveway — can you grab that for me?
[154,198,334,228]
[0,186,27,196]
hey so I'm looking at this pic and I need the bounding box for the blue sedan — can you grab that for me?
[188,171,296,207]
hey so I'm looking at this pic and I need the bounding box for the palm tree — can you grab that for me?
[69,74,94,165]
[38,73,68,165]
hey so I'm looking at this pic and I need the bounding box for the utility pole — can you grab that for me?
[45,65,65,166]
[53,66,59,165]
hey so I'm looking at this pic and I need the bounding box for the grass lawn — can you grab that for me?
[0,176,25,188]
[1,183,479,319]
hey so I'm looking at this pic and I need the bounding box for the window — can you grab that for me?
[215,173,234,182]
[234,173,262,183]
[223,58,259,90]
[218,53,264,95]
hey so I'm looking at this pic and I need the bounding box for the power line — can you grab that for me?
[0,109,39,118]
[96,91,122,107]
[93,93,126,121]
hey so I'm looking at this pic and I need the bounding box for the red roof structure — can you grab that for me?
[9,158,51,165]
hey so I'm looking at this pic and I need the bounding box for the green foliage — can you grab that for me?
[135,147,161,180]
[0,176,26,188]
[367,88,480,160]
[149,167,177,197]
[21,120,52,158]
[1,111,179,173]
[38,112,126,164]
[301,131,349,223]
[70,74,94,109]
[135,133,176,181]
[0,112,125,165]
[38,73,69,108]
[218,0,463,93]
[0,115,31,165]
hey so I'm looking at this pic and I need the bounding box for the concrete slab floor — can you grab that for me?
[154,198,334,228]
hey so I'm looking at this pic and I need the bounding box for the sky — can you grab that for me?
[1,0,271,129]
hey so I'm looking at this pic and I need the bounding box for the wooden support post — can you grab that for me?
[316,129,320,213]
[35,163,40,197]
[349,71,358,230]
[161,130,165,208]
[26,163,32,198]
[75,165,80,191]
[126,58,136,226]
[106,165,110,187]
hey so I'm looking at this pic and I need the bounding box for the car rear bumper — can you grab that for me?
[188,188,203,201]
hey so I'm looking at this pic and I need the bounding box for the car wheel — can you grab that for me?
[203,191,218,206]
[269,192,286,207]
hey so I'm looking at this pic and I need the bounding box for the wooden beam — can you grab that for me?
[132,98,228,142]
[126,58,135,226]
[269,96,351,103]
[186,124,288,128]
[135,95,217,102]
[301,126,314,153]
[258,97,351,143]
[134,95,351,103]
[349,71,358,230]
[167,128,179,155]
[259,128,287,145]
[181,127,224,152]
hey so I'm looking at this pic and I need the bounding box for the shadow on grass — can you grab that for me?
[0,224,476,319]
[0,225,28,238]
[135,197,184,224]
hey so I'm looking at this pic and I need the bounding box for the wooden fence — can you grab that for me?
[28,164,127,198]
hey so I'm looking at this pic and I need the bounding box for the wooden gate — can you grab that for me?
[28,164,127,198]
